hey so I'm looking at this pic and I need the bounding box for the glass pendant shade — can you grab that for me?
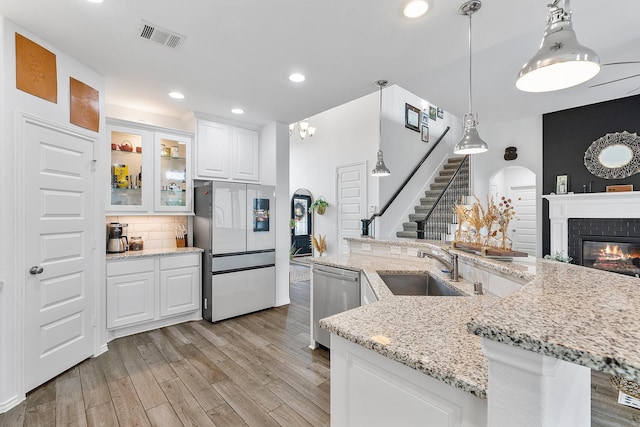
[454,113,488,154]
[516,0,600,92]
[371,149,391,176]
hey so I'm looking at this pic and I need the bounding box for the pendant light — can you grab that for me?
[516,0,600,92]
[371,80,391,177]
[454,1,488,155]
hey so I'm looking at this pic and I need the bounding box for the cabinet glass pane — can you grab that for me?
[111,131,143,206]
[159,138,187,207]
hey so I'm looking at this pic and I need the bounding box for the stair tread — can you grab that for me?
[397,156,468,241]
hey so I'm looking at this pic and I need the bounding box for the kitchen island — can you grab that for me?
[315,237,640,427]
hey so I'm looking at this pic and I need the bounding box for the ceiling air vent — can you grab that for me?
[138,20,185,49]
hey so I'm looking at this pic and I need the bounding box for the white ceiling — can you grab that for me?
[1,0,639,126]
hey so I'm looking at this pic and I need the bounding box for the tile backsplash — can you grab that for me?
[106,216,188,250]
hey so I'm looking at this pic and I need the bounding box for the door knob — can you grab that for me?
[29,266,44,275]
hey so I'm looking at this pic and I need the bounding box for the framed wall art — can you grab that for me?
[429,106,437,120]
[421,124,429,143]
[15,33,57,103]
[555,174,569,194]
[70,77,100,132]
[420,111,429,126]
[405,103,420,132]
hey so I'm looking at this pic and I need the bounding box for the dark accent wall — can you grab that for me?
[542,94,640,256]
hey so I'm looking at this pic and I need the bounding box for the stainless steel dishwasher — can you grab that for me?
[312,265,360,349]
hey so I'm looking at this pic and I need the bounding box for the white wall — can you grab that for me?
[106,104,191,131]
[290,91,379,257]
[289,85,464,249]
[259,121,291,306]
[475,116,543,255]
[377,86,462,238]
[0,17,106,411]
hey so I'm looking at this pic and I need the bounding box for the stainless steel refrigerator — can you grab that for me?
[194,181,276,322]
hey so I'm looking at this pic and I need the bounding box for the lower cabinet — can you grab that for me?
[331,334,487,427]
[107,252,201,337]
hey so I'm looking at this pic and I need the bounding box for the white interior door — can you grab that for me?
[509,185,536,256]
[337,163,367,255]
[24,118,95,391]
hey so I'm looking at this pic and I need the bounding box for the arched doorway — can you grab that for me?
[489,166,536,256]
[291,188,313,257]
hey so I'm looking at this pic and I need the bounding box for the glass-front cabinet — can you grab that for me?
[154,132,191,212]
[106,119,193,214]
[108,123,153,212]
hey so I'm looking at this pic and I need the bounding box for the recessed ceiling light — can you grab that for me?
[404,0,429,18]
[289,73,306,83]
[86,0,104,3]
[231,108,244,114]
[168,91,184,99]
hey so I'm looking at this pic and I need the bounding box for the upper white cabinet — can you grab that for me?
[195,118,259,182]
[107,118,193,214]
[231,127,260,181]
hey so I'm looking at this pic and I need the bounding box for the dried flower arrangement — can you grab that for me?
[312,234,327,256]
[453,195,519,253]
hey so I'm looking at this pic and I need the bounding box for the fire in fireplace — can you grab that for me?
[581,237,640,277]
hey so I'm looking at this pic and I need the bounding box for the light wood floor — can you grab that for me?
[0,279,330,427]
[1,271,639,426]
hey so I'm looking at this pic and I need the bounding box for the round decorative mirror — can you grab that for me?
[598,144,633,168]
[584,131,640,179]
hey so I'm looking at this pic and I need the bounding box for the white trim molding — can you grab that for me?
[543,192,640,255]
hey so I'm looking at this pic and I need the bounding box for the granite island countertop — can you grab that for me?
[314,251,500,399]
[316,237,640,399]
[467,259,640,383]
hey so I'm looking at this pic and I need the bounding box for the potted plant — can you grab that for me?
[308,197,329,215]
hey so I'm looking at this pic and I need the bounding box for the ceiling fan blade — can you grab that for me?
[601,61,640,66]
[589,73,640,88]
[626,85,640,94]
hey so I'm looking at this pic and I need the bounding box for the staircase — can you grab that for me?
[396,156,469,240]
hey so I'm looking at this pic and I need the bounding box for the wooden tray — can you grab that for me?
[451,241,528,258]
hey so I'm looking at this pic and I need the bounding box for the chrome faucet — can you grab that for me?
[418,249,459,282]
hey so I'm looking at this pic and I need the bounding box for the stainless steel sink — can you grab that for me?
[378,274,464,296]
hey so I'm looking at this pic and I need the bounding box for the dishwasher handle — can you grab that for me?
[313,267,359,282]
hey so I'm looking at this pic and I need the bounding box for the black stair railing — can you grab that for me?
[361,126,451,236]
[415,155,469,240]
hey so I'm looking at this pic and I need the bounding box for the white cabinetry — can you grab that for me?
[159,254,200,317]
[231,127,259,181]
[195,118,259,181]
[107,118,193,214]
[331,335,487,427]
[106,252,202,339]
[106,258,155,329]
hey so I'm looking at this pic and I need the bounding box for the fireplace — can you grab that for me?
[581,236,640,277]
[567,218,640,277]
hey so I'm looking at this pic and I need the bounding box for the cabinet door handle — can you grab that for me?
[29,266,44,275]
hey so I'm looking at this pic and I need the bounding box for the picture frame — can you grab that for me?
[555,175,569,194]
[429,106,437,120]
[421,124,429,143]
[437,107,444,119]
[420,111,429,126]
[405,103,420,132]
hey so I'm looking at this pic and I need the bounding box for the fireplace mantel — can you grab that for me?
[543,191,640,255]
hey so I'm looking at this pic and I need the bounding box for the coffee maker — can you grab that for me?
[107,222,129,253]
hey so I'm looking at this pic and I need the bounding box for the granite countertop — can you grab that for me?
[314,252,499,399]
[106,246,203,261]
[468,260,640,383]
[319,237,640,395]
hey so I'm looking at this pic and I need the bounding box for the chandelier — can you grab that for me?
[289,119,316,139]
